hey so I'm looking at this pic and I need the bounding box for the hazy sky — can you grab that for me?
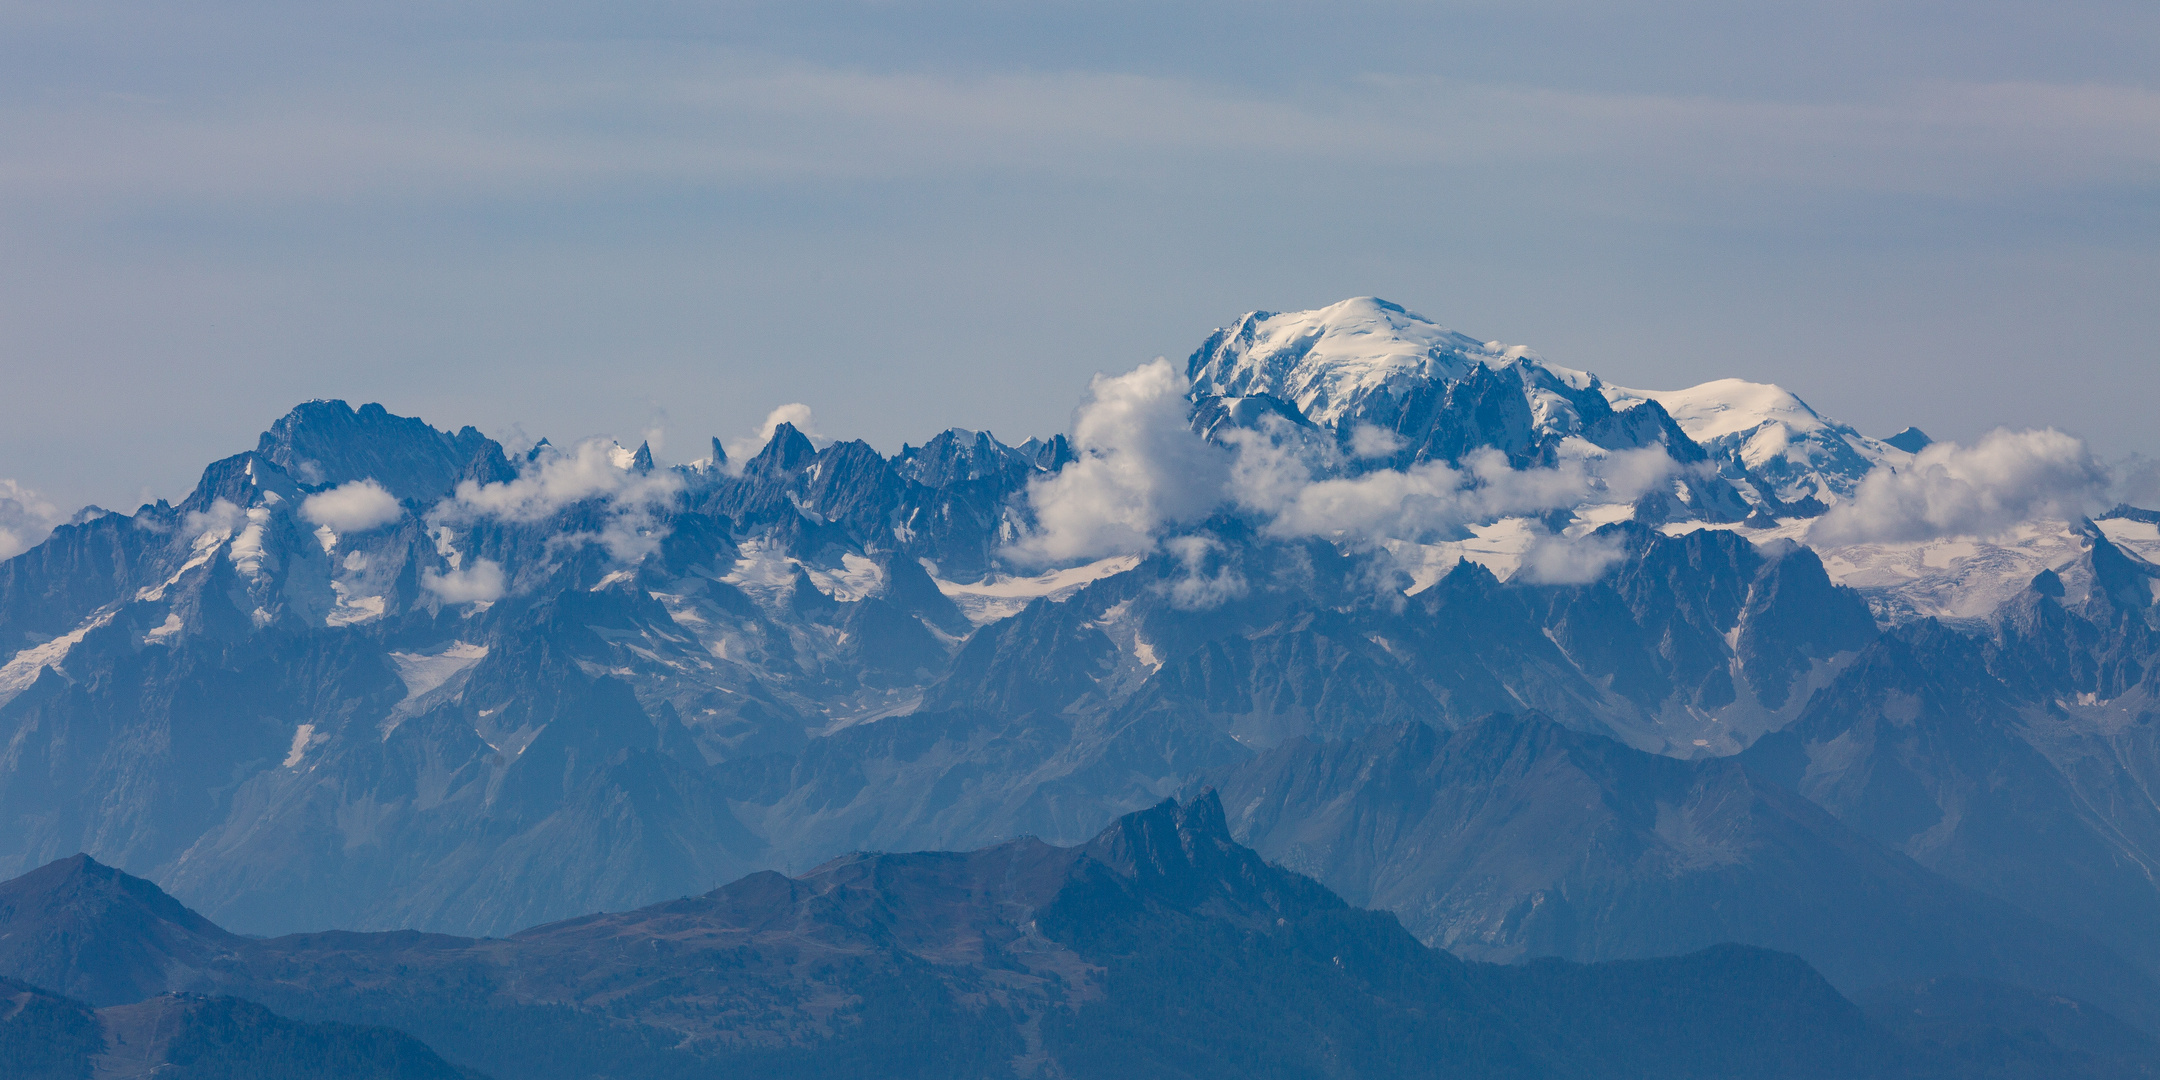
[2,0,2156,515]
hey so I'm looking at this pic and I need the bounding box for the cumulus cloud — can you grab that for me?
[1238,441,1674,546]
[452,439,679,519]
[300,479,403,532]
[1515,531,1630,585]
[1349,424,1405,459]
[0,479,63,561]
[1163,535,1250,611]
[1808,428,2109,546]
[183,498,246,538]
[1008,360,1231,565]
[725,404,822,471]
[422,558,506,603]
[1006,359,1678,584]
[441,437,685,561]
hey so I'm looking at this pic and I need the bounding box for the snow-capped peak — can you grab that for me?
[1185,299,1910,516]
[1605,378,1828,444]
[1604,377,1903,503]
[1186,298,1587,425]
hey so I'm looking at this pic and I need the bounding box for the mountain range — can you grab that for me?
[7,795,2157,1079]
[3,296,2159,1073]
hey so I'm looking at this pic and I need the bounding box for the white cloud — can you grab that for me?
[1349,424,1405,459]
[1008,359,1230,566]
[1007,360,1676,575]
[724,403,822,471]
[1239,443,1674,546]
[1514,531,1630,585]
[0,479,62,561]
[1163,535,1249,611]
[183,498,245,539]
[451,438,677,520]
[1808,427,2108,545]
[442,437,685,561]
[422,558,506,603]
[300,478,403,532]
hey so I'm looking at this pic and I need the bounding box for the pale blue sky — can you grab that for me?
[2,1,2156,513]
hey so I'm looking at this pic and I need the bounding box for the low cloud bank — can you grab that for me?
[1809,428,2108,545]
[1515,531,1631,585]
[0,479,61,561]
[1234,437,1672,545]
[423,558,507,603]
[1008,360,1677,576]
[1009,368,2112,573]
[440,437,684,562]
[300,479,403,532]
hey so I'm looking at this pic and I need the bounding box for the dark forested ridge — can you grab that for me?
[2,796,2156,1079]
[0,975,481,1080]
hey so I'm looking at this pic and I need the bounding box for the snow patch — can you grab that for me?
[0,608,117,708]
[1385,518,1543,591]
[430,526,464,569]
[721,538,802,606]
[388,641,490,702]
[2095,518,2160,565]
[935,554,1141,624]
[1132,634,1161,670]
[283,723,319,768]
[138,519,231,603]
[228,505,274,579]
[806,553,886,603]
[1678,515,2093,623]
[326,583,386,626]
[143,614,183,644]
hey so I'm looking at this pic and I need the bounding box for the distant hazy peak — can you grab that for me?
[1884,426,1933,453]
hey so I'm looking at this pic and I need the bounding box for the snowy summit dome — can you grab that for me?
[1185,298,1581,426]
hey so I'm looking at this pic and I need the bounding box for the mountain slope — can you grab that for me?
[0,854,244,1007]
[0,975,484,1080]
[0,397,1890,936]
[1206,713,2160,1031]
[1744,613,2160,975]
[0,799,2061,1080]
